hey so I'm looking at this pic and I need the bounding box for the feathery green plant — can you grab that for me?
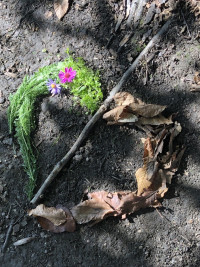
[8,53,102,198]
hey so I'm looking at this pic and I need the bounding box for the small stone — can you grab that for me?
[41,100,49,114]
[8,164,13,170]
[40,232,46,238]
[0,185,3,193]
[3,138,12,146]
[0,97,5,104]
[13,224,20,233]
[21,220,27,227]
[74,155,83,162]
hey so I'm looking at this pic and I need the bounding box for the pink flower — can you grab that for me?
[58,67,76,83]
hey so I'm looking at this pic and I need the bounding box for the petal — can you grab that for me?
[58,71,64,78]
[61,78,67,83]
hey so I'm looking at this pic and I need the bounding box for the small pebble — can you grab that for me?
[41,100,49,114]
[74,155,83,162]
[13,224,20,233]
[21,220,27,227]
[40,232,46,238]
[3,138,12,146]
[0,97,5,104]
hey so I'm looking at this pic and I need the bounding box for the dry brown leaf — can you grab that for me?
[28,204,67,225]
[104,92,166,125]
[143,137,155,160]
[72,190,160,223]
[54,0,69,20]
[138,114,173,125]
[71,191,116,224]
[135,167,152,196]
[28,204,76,233]
[114,92,166,118]
[103,105,138,123]
[194,72,200,85]
[130,103,166,118]
[114,92,143,107]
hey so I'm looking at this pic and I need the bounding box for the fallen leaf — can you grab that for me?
[28,204,76,233]
[138,114,173,125]
[103,92,167,124]
[194,72,200,84]
[28,204,66,225]
[54,0,69,20]
[114,92,166,117]
[72,190,159,223]
[103,105,138,124]
[135,167,152,196]
[71,191,116,224]
[114,92,140,106]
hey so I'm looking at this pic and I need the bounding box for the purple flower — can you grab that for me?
[58,67,76,83]
[46,79,61,96]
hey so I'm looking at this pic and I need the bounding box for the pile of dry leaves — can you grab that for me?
[29,92,184,233]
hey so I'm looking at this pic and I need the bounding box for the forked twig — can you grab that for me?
[31,17,173,205]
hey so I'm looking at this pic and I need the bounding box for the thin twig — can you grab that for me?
[180,9,191,38]
[1,220,14,253]
[31,17,173,205]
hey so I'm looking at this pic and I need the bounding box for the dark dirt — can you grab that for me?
[0,0,200,266]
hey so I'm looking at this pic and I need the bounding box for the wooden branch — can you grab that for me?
[31,17,173,205]
[127,0,138,27]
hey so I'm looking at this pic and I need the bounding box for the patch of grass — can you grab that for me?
[8,52,103,198]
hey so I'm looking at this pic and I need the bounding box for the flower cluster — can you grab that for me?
[47,67,76,96]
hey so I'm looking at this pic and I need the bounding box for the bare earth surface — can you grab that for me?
[0,0,200,266]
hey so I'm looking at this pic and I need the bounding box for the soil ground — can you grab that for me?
[0,0,200,266]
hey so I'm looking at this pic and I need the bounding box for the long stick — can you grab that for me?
[31,18,173,204]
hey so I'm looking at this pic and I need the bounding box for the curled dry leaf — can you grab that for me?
[103,92,167,125]
[138,114,173,126]
[54,0,70,20]
[194,72,200,84]
[28,204,76,233]
[135,167,152,195]
[71,193,116,224]
[136,123,185,198]
[71,190,160,223]
[114,92,166,118]
[103,106,138,124]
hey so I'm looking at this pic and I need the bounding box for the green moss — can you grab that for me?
[8,53,102,198]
